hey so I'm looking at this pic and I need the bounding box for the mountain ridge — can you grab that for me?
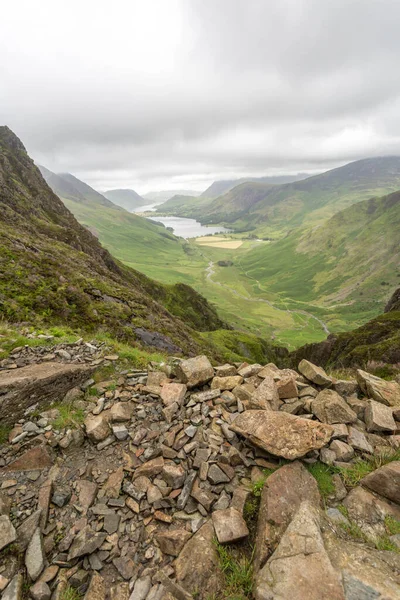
[103,188,147,211]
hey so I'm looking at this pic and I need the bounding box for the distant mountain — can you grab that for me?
[200,174,310,199]
[156,194,207,213]
[193,156,400,236]
[143,190,200,202]
[103,188,147,211]
[39,166,119,209]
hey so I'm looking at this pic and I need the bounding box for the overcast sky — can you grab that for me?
[2,0,400,193]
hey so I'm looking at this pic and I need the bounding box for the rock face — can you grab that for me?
[311,389,357,424]
[357,369,400,407]
[0,362,94,424]
[231,410,333,459]
[255,502,345,600]
[175,355,214,388]
[361,461,400,504]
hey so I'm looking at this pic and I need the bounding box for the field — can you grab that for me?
[195,236,243,249]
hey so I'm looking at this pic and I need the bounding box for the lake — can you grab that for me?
[146,215,231,239]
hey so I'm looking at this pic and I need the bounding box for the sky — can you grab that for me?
[2,0,400,194]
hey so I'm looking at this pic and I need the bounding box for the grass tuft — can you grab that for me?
[214,540,253,599]
[337,449,400,488]
[60,586,82,600]
[52,405,85,430]
[306,462,337,500]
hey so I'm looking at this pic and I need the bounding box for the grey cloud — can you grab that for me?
[1,0,400,192]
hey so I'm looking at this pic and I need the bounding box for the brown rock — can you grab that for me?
[255,502,345,600]
[276,375,298,399]
[330,440,354,462]
[357,369,400,407]
[110,402,134,422]
[250,376,280,410]
[84,573,105,600]
[175,521,223,598]
[84,413,111,442]
[0,361,95,424]
[134,456,164,479]
[361,461,400,505]
[102,466,124,498]
[343,486,400,526]
[365,400,396,432]
[212,508,249,544]
[231,410,333,459]
[298,360,332,387]
[77,480,98,508]
[175,355,214,388]
[160,383,187,406]
[311,389,357,424]
[156,529,192,556]
[4,445,53,472]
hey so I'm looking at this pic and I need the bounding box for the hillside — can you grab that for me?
[156,194,212,214]
[103,188,147,211]
[239,191,400,325]
[39,167,118,209]
[200,173,309,199]
[292,286,400,369]
[193,156,400,237]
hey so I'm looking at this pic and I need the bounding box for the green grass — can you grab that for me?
[214,540,253,600]
[306,462,337,501]
[52,405,85,430]
[338,449,400,488]
[60,586,83,600]
[0,424,12,445]
[385,516,400,536]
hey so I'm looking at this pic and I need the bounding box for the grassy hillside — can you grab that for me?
[200,173,309,199]
[193,157,400,237]
[144,190,200,202]
[103,188,147,211]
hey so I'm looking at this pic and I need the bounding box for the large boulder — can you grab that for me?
[255,502,344,600]
[0,361,94,424]
[357,369,400,407]
[361,461,400,505]
[175,521,223,598]
[84,413,111,442]
[230,410,333,459]
[298,360,332,387]
[311,389,357,424]
[364,400,396,432]
[254,462,320,572]
[175,355,214,388]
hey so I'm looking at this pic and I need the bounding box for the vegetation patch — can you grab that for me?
[338,449,400,488]
[306,462,337,501]
[214,540,254,600]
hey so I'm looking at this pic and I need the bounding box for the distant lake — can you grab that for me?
[146,215,231,239]
[134,202,162,212]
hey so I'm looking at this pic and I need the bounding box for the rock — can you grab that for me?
[129,576,152,600]
[320,447,336,465]
[311,389,357,424]
[212,508,249,544]
[38,481,52,529]
[331,423,348,439]
[326,507,349,526]
[0,515,16,551]
[110,402,134,422]
[2,574,23,600]
[357,369,400,407]
[84,413,111,442]
[238,363,263,377]
[207,464,230,484]
[4,445,53,472]
[343,486,400,531]
[276,375,298,399]
[102,466,124,498]
[175,355,214,388]
[347,426,373,453]
[25,527,45,581]
[112,424,129,440]
[134,456,164,478]
[30,581,51,600]
[255,502,344,600]
[175,521,223,598]
[67,525,107,560]
[298,360,332,387]
[0,493,11,515]
[85,573,105,600]
[361,461,400,505]
[52,489,71,507]
[176,471,197,510]
[110,583,130,600]
[254,462,320,571]
[365,400,396,432]
[330,440,354,462]
[190,478,215,510]
[156,529,192,556]
[231,410,333,459]
[113,556,135,580]
[162,463,186,488]
[160,383,187,406]
[0,361,94,424]
[250,376,279,410]
[15,509,42,552]
[333,380,358,397]
[211,375,243,391]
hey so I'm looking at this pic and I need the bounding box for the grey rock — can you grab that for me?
[0,515,16,551]
[25,527,45,581]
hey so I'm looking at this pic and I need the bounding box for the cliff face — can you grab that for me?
[291,287,400,369]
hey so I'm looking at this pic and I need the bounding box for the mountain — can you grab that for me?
[192,156,400,237]
[200,173,310,199]
[39,167,118,209]
[103,188,147,211]
[240,191,400,328]
[0,127,226,353]
[144,190,200,202]
[156,194,209,213]
[292,286,400,369]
